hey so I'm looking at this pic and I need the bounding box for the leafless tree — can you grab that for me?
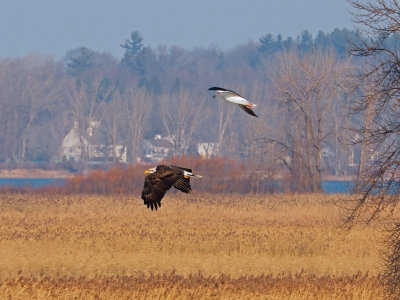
[0,58,20,164]
[347,1,400,298]
[123,86,150,163]
[382,222,400,299]
[347,0,400,224]
[69,75,114,127]
[99,91,124,165]
[0,56,66,165]
[270,50,352,192]
[66,72,116,164]
[161,86,205,155]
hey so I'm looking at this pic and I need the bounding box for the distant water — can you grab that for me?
[0,178,354,194]
[321,180,354,194]
[0,178,65,189]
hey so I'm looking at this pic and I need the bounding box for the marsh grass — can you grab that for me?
[0,193,387,298]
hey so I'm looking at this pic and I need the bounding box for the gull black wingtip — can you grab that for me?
[210,87,259,117]
[208,87,227,91]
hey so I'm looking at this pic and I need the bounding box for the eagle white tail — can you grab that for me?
[183,171,203,178]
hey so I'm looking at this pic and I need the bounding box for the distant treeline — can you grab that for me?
[0,28,391,191]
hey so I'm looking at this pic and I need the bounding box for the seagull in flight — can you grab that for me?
[208,87,258,117]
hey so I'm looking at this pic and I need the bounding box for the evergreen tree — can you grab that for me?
[120,31,144,71]
[64,47,96,76]
[276,34,283,51]
[283,36,293,51]
[259,34,276,53]
[314,30,328,50]
[329,28,348,55]
[298,30,313,52]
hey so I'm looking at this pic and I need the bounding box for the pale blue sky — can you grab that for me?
[0,0,354,59]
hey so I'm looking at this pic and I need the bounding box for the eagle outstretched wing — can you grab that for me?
[141,165,202,210]
[170,166,192,193]
[141,169,181,210]
[173,177,192,193]
[141,165,196,210]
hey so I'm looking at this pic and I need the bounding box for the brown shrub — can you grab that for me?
[42,156,280,195]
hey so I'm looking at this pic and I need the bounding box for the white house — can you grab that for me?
[60,121,88,162]
[142,135,174,163]
[60,121,127,163]
[197,142,219,158]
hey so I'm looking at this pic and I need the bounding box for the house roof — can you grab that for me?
[152,139,173,148]
[61,127,87,149]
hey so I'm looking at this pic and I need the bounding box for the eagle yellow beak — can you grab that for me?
[144,170,151,174]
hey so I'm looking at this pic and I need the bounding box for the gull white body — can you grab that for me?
[215,92,255,107]
[208,87,258,117]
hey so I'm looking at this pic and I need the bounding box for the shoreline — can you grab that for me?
[321,175,356,181]
[0,169,74,178]
[0,168,356,181]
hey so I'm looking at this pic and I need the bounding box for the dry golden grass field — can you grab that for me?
[0,192,390,299]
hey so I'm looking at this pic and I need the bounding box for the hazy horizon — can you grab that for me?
[0,0,353,59]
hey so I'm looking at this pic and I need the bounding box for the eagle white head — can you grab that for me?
[144,167,157,174]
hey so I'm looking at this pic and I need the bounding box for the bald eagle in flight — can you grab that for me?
[208,87,258,117]
[141,165,203,210]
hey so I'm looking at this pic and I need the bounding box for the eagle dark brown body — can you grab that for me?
[141,165,202,210]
